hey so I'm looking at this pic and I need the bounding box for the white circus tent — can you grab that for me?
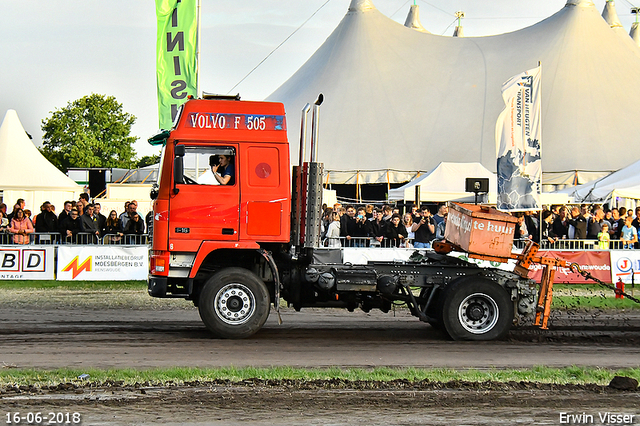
[269,0,640,186]
[0,109,81,212]
[562,158,640,204]
[388,162,497,203]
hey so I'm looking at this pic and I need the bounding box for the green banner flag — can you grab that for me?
[155,0,198,130]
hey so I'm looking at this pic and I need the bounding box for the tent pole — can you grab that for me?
[196,0,202,97]
[386,170,390,196]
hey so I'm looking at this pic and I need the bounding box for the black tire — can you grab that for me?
[441,277,513,341]
[198,267,270,339]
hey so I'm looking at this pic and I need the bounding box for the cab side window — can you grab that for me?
[178,146,236,186]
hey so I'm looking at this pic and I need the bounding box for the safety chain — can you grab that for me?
[569,263,640,304]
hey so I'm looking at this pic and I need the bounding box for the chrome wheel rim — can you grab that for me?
[214,283,256,325]
[458,292,499,334]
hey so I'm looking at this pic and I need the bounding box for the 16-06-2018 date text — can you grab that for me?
[5,412,81,425]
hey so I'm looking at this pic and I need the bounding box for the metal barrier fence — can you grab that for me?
[328,237,634,251]
[324,236,420,248]
[512,238,629,251]
[0,232,148,246]
[0,232,633,251]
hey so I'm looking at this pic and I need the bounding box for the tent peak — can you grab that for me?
[565,0,595,7]
[2,109,19,122]
[602,0,624,28]
[404,4,429,33]
[349,0,376,13]
[453,11,464,37]
[630,22,640,47]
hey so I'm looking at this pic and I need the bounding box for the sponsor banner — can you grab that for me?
[528,251,611,284]
[449,250,611,284]
[156,0,198,129]
[610,250,640,284]
[57,246,148,281]
[495,66,542,211]
[0,246,55,280]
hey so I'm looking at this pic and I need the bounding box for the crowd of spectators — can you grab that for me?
[321,202,448,248]
[321,202,640,250]
[0,195,149,245]
[513,204,640,249]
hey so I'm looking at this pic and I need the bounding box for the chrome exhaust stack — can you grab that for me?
[310,93,324,163]
[291,94,325,250]
[292,103,311,248]
[305,94,324,248]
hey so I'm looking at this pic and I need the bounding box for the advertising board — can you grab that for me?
[610,251,640,284]
[0,246,55,280]
[57,246,148,281]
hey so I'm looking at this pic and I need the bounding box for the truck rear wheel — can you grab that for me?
[198,268,270,339]
[441,278,513,341]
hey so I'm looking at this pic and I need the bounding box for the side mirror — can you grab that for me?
[173,156,184,192]
[173,145,186,194]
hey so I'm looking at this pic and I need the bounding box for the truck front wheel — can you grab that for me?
[441,278,513,341]
[198,268,270,339]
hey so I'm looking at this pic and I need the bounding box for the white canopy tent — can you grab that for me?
[561,158,640,204]
[269,0,640,186]
[0,109,81,213]
[388,162,497,203]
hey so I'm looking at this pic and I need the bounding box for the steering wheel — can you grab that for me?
[183,175,198,185]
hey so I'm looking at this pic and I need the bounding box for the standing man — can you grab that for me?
[58,201,73,229]
[78,193,90,209]
[80,204,100,243]
[551,206,569,239]
[412,206,435,249]
[94,203,107,236]
[433,204,448,227]
[7,199,26,222]
[567,206,587,240]
[120,200,138,231]
[367,210,386,246]
[587,208,605,240]
[340,205,356,247]
[35,202,58,234]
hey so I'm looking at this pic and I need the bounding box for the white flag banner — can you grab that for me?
[495,66,542,211]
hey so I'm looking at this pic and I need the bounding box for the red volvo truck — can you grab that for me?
[147,95,540,341]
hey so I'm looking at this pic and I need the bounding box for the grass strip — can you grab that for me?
[0,280,146,290]
[0,366,638,388]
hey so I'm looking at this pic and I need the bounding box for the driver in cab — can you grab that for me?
[210,154,235,185]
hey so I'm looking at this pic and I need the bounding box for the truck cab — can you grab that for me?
[149,98,291,334]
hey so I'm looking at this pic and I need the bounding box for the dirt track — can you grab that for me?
[0,297,639,424]
[0,305,639,370]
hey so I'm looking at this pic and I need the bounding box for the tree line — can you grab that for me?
[39,93,159,172]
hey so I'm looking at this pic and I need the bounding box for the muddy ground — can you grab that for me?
[1,381,639,425]
[0,289,639,424]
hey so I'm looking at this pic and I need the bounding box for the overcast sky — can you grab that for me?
[2,0,637,159]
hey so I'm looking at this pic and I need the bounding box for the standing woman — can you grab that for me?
[402,213,415,247]
[8,208,34,245]
[103,210,123,242]
[325,211,341,247]
[0,203,8,233]
[385,214,408,247]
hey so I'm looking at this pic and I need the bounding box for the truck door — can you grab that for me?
[169,144,240,248]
